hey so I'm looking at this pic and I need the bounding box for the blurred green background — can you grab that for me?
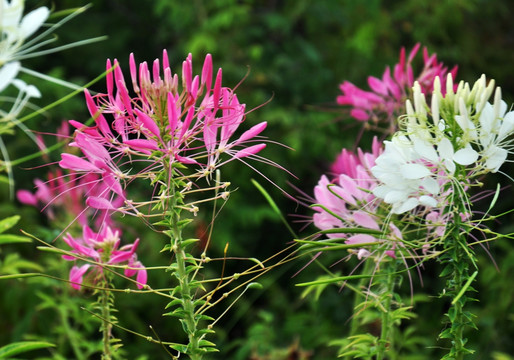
[1,0,513,359]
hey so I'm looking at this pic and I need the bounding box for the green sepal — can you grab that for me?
[165,299,183,309]
[168,343,188,353]
[181,238,200,247]
[153,219,171,227]
[160,244,172,253]
[447,307,457,323]
[196,314,215,322]
[439,328,452,339]
[196,328,216,336]
[163,308,186,318]
[198,339,217,348]
[201,347,220,353]
[439,265,453,277]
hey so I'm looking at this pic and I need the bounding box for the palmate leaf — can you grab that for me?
[0,341,55,358]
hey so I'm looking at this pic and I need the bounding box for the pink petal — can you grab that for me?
[234,122,267,146]
[233,143,266,159]
[84,89,112,137]
[17,190,38,206]
[201,54,213,93]
[69,264,91,290]
[86,196,117,210]
[59,154,100,172]
[346,234,377,245]
[136,267,147,289]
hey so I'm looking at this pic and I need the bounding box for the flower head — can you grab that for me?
[63,225,147,290]
[371,74,514,214]
[337,43,457,131]
[59,51,269,213]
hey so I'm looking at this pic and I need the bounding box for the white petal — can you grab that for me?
[421,177,440,195]
[20,7,50,38]
[419,195,437,207]
[437,137,455,160]
[453,145,478,165]
[384,190,408,204]
[478,102,494,135]
[372,185,389,199]
[0,61,21,92]
[484,146,507,173]
[498,111,514,141]
[413,138,438,162]
[400,163,431,179]
[393,197,419,214]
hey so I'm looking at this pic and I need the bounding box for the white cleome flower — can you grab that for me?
[0,0,50,66]
[371,136,441,214]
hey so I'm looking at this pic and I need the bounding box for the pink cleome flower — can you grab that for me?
[337,43,458,128]
[313,139,401,259]
[58,51,269,210]
[63,225,147,290]
[16,169,123,227]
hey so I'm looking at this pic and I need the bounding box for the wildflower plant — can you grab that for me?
[48,50,274,359]
[302,44,514,359]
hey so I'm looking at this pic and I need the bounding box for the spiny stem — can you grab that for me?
[377,258,398,360]
[344,260,373,360]
[100,281,113,360]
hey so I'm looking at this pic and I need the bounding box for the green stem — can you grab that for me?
[165,174,203,360]
[377,259,398,360]
[100,280,113,360]
[439,194,476,360]
[344,260,373,360]
[173,242,201,360]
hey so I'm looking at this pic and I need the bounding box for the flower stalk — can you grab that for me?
[438,191,477,360]
[377,258,398,360]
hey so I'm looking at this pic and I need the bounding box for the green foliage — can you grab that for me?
[0,341,55,359]
[2,0,514,358]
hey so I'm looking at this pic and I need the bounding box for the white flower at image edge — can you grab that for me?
[0,0,50,65]
[0,60,19,92]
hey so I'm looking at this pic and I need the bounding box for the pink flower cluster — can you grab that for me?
[313,138,401,258]
[63,225,146,290]
[59,51,268,211]
[337,43,457,127]
[16,169,122,226]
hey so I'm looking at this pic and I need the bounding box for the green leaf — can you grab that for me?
[0,216,20,234]
[198,339,217,347]
[0,341,55,358]
[0,234,32,245]
[168,343,188,353]
[447,307,457,323]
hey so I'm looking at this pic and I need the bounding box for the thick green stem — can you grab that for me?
[173,243,201,360]
[439,192,476,360]
[377,259,398,360]
[344,260,374,360]
[100,290,112,359]
[165,174,203,360]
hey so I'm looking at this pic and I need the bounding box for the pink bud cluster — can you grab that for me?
[63,225,147,290]
[337,43,457,127]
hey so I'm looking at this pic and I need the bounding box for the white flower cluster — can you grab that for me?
[371,74,514,214]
